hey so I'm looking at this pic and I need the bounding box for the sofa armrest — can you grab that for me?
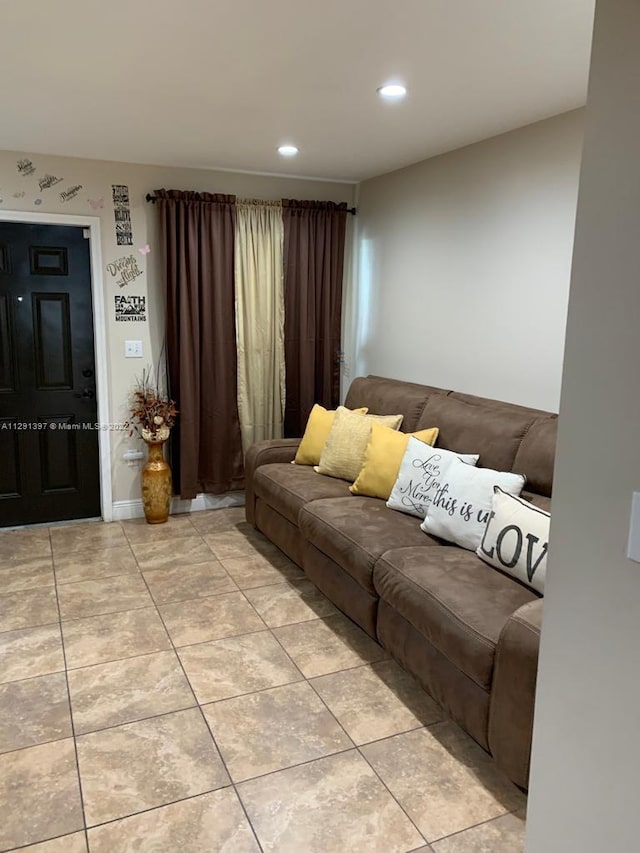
[488,597,543,790]
[244,439,301,526]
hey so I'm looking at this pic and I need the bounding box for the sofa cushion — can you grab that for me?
[521,491,551,512]
[415,394,537,473]
[344,375,446,432]
[299,497,439,595]
[374,546,536,690]
[512,417,557,498]
[253,464,352,526]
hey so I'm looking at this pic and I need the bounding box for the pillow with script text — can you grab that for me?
[420,457,526,551]
[386,437,479,519]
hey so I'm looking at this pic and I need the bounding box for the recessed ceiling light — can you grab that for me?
[377,83,407,100]
[278,145,299,157]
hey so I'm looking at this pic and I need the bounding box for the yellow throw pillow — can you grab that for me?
[294,404,368,466]
[350,422,440,500]
[316,407,404,482]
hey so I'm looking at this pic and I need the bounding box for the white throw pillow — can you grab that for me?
[420,457,526,551]
[477,487,549,594]
[386,437,479,519]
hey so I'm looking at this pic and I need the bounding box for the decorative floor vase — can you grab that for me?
[141,439,172,524]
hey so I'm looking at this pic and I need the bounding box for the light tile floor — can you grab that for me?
[0,509,527,852]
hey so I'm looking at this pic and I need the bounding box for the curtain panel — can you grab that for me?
[154,189,244,499]
[235,200,285,452]
[282,199,349,437]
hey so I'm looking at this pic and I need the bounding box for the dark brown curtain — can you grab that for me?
[282,199,348,436]
[154,189,244,499]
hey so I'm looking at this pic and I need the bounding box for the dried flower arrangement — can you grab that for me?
[126,367,178,443]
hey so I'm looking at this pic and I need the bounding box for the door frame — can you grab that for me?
[0,210,113,522]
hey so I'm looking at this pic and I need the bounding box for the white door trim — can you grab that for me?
[0,209,113,522]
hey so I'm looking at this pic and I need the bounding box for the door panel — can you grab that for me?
[0,222,101,526]
[0,294,17,392]
[39,417,79,493]
[33,293,74,389]
[0,418,21,499]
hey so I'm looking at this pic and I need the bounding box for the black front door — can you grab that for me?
[0,222,101,527]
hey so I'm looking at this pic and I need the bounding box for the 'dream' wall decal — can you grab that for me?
[106,254,143,288]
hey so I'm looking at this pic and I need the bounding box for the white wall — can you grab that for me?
[346,111,584,412]
[0,151,354,509]
[526,2,640,851]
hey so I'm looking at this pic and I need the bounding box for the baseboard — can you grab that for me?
[111,491,245,521]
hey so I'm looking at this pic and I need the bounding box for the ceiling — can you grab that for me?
[0,0,595,182]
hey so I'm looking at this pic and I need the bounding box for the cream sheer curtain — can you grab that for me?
[235,200,286,452]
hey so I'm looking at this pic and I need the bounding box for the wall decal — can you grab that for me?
[38,174,63,191]
[115,294,146,322]
[111,184,133,245]
[138,244,151,255]
[12,191,26,199]
[59,185,83,203]
[88,197,104,210]
[106,254,143,288]
[17,158,36,177]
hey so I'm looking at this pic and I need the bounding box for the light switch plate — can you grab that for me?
[627,492,640,562]
[124,340,143,358]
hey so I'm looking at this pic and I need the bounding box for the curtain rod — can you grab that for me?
[145,193,356,214]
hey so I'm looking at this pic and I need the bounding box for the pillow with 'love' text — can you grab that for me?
[477,487,549,594]
[420,457,526,551]
[386,437,479,519]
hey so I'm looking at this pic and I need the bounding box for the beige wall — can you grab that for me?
[346,110,584,412]
[526,2,640,851]
[0,150,354,507]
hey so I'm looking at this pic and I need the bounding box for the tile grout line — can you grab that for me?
[231,743,361,786]
[63,785,237,838]
[426,807,525,846]
[356,744,430,847]
[0,618,61,637]
[9,703,202,750]
[48,523,92,853]
[132,532,266,853]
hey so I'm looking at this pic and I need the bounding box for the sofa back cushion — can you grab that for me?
[512,417,557,498]
[344,375,444,432]
[415,394,538,474]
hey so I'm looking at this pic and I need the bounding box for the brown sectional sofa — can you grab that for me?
[245,375,556,790]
